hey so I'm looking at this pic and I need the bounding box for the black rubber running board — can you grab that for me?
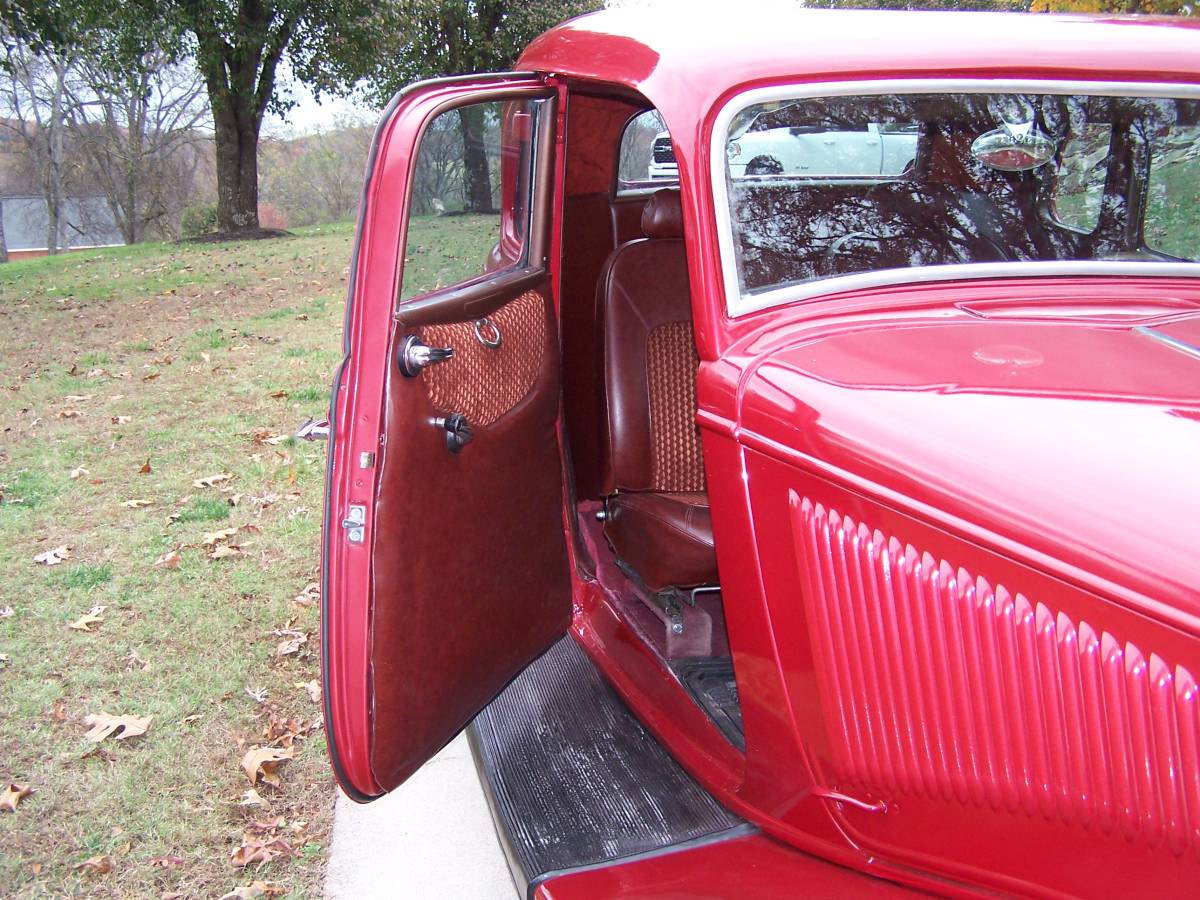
[468,636,745,898]
[672,657,745,750]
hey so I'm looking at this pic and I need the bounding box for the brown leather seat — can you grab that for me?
[598,189,718,591]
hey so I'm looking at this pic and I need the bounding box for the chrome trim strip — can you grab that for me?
[709,78,1200,318]
[1133,325,1200,361]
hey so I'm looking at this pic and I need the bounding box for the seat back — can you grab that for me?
[598,189,705,495]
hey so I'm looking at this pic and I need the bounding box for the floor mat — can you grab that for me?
[468,637,744,895]
[671,657,745,750]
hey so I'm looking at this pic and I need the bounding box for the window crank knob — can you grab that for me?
[398,334,454,377]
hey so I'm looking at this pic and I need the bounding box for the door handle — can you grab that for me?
[398,335,454,377]
[434,413,473,454]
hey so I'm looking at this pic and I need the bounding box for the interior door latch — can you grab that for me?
[342,505,366,543]
[398,335,453,377]
[434,413,473,454]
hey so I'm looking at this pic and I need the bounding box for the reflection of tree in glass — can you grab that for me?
[411,103,503,215]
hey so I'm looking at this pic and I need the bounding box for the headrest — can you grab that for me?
[640,189,683,239]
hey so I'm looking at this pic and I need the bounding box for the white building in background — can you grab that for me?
[0,195,124,260]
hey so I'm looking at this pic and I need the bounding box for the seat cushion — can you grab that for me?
[604,492,718,591]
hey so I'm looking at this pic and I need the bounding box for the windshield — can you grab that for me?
[720,90,1200,305]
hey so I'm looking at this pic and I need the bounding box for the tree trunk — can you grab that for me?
[458,105,493,214]
[213,101,261,233]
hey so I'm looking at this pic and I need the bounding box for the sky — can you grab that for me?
[262,63,380,138]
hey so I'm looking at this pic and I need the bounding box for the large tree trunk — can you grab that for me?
[458,105,493,214]
[213,100,261,233]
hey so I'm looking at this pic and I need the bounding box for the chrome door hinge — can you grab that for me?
[342,505,366,544]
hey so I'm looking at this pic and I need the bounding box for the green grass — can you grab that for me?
[0,220,358,899]
[0,213,502,899]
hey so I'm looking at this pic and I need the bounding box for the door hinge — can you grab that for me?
[342,505,366,544]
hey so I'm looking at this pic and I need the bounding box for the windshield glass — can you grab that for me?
[721,91,1200,303]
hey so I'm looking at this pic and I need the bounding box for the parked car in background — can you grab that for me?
[322,8,1200,898]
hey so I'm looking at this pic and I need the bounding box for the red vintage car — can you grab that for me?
[321,8,1200,897]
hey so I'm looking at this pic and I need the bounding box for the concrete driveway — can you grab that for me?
[324,733,519,899]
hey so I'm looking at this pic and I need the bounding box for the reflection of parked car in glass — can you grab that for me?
[728,121,919,177]
[648,131,677,179]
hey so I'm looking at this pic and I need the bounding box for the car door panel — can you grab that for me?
[323,75,570,800]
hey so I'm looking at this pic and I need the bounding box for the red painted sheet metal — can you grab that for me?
[791,494,1200,859]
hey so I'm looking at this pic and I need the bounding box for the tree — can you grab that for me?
[67,53,210,242]
[0,37,78,254]
[367,1,602,213]
[3,1,386,234]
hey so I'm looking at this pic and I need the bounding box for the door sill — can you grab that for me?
[467,636,745,899]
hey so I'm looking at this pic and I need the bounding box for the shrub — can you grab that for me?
[181,203,218,237]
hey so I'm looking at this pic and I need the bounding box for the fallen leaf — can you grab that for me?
[229,837,293,869]
[69,465,89,479]
[111,415,131,425]
[33,545,71,566]
[0,606,13,618]
[153,549,181,569]
[0,783,34,812]
[245,687,269,704]
[267,390,287,399]
[64,394,93,403]
[297,680,321,703]
[67,605,107,632]
[240,745,294,786]
[73,855,113,875]
[239,788,268,807]
[292,582,319,608]
[48,698,68,721]
[228,493,242,507]
[202,527,239,546]
[210,545,243,560]
[194,473,233,488]
[142,372,160,382]
[295,312,309,320]
[138,458,152,474]
[122,498,153,508]
[56,409,84,419]
[149,855,185,869]
[123,650,150,672]
[276,633,307,656]
[82,712,153,743]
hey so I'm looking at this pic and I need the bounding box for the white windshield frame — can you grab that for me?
[711,78,1200,317]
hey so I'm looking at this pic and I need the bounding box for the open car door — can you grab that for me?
[322,74,571,801]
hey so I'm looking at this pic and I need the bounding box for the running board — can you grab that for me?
[467,636,746,898]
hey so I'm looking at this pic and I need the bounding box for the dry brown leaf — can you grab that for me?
[138,458,152,474]
[275,632,307,656]
[82,712,153,743]
[0,783,34,813]
[202,527,239,546]
[73,855,113,875]
[141,371,160,382]
[239,788,268,807]
[111,415,131,425]
[149,855,185,868]
[292,582,319,609]
[228,493,243,507]
[67,605,106,632]
[64,394,93,403]
[153,549,181,569]
[33,545,70,566]
[240,745,294,786]
[69,465,89,479]
[210,544,243,560]
[228,836,293,869]
[122,498,153,508]
[194,473,233,488]
[266,390,287,399]
[297,680,321,703]
[56,409,84,419]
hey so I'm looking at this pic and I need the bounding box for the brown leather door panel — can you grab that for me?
[368,277,570,790]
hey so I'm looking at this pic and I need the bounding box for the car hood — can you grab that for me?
[739,310,1200,632]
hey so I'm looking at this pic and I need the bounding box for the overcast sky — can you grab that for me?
[262,63,380,137]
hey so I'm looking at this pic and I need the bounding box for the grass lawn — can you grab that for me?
[0,213,496,898]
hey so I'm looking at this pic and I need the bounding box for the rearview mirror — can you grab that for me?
[971,122,1056,172]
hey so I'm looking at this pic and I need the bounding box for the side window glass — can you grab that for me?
[400,98,542,301]
[1050,123,1111,233]
[617,109,675,195]
[1145,123,1200,259]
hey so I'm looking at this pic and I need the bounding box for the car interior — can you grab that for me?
[558,88,743,749]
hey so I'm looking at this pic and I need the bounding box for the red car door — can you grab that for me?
[321,74,571,801]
